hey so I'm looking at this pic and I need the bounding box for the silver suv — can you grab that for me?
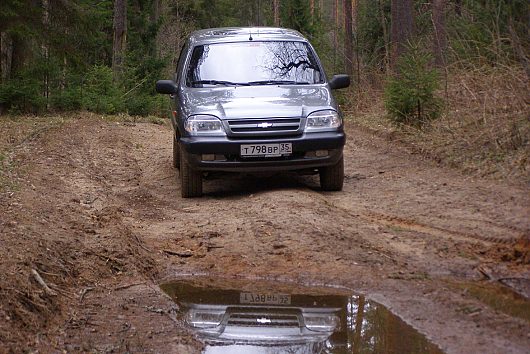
[156,27,350,197]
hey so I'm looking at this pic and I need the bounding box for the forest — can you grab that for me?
[0,1,526,113]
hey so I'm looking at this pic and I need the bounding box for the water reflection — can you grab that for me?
[161,278,444,354]
[260,42,323,83]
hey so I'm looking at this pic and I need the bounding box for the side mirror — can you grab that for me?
[156,80,178,94]
[329,75,350,90]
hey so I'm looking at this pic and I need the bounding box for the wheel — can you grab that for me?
[179,148,202,198]
[319,155,344,191]
[172,132,180,169]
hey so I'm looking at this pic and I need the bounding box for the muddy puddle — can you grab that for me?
[161,277,444,353]
[448,279,530,322]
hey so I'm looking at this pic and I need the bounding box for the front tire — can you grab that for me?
[172,132,180,169]
[179,148,202,198]
[319,155,344,191]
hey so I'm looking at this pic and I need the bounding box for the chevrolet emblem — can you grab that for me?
[257,122,273,128]
[256,317,272,324]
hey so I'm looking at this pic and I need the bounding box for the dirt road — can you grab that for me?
[0,115,528,353]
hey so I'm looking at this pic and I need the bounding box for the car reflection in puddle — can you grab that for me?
[161,278,444,354]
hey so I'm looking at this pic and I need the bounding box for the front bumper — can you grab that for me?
[180,131,345,172]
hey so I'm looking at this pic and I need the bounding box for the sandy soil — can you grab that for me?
[0,114,528,353]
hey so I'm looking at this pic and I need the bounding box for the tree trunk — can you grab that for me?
[0,32,13,114]
[112,0,127,78]
[273,0,280,27]
[0,32,13,83]
[333,0,338,71]
[432,0,447,68]
[42,0,50,108]
[336,0,341,29]
[390,0,414,69]
[352,0,361,85]
[344,0,353,76]
[150,0,160,58]
[379,0,390,74]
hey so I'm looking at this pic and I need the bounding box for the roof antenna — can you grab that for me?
[249,30,253,41]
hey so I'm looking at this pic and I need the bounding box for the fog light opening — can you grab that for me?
[315,150,329,157]
[202,154,225,161]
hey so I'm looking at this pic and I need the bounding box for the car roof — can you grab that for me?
[188,27,308,45]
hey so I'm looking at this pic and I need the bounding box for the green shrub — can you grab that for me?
[51,85,83,111]
[384,44,443,126]
[81,65,124,114]
[0,67,47,114]
[125,93,154,117]
[151,95,168,117]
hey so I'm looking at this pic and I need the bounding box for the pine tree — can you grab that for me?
[281,0,314,36]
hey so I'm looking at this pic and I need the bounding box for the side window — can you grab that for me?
[175,43,189,84]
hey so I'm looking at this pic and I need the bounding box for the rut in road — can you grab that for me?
[312,192,520,246]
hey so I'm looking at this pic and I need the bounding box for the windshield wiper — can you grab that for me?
[247,80,310,86]
[191,80,249,86]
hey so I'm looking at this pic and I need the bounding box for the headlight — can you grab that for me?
[305,110,341,131]
[186,309,225,328]
[185,115,226,136]
[303,313,340,332]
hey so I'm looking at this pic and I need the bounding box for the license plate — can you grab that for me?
[240,292,291,305]
[240,143,292,157]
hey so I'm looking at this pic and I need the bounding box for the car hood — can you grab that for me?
[180,85,335,119]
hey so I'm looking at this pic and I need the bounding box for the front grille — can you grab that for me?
[227,312,300,328]
[227,118,302,136]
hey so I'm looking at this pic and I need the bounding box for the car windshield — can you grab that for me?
[186,41,324,87]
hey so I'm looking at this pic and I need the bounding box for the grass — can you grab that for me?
[102,113,169,126]
[0,152,17,192]
[386,225,408,234]
[344,65,529,185]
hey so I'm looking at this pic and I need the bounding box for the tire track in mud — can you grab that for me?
[301,190,521,246]
[360,211,520,246]
[435,215,528,236]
